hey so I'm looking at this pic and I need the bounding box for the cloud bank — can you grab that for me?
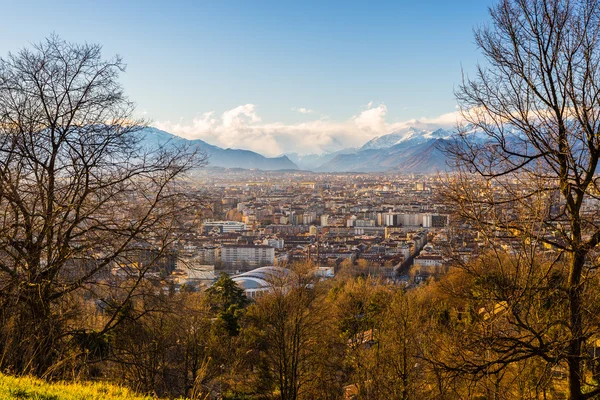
[154,103,461,157]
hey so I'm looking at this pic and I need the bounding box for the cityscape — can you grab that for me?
[1,1,600,400]
[165,172,454,292]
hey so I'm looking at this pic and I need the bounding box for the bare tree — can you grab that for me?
[245,265,344,400]
[444,0,600,399]
[0,35,203,376]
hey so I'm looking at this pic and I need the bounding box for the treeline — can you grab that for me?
[17,258,570,400]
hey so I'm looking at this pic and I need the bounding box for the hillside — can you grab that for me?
[0,374,153,400]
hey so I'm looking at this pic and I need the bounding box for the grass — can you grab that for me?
[0,373,153,400]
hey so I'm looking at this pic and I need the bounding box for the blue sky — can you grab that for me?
[0,0,495,155]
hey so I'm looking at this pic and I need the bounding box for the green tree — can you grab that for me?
[207,272,249,336]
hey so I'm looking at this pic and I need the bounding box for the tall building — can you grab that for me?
[221,245,275,267]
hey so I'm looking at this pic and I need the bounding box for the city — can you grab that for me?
[163,172,454,292]
[1,1,599,399]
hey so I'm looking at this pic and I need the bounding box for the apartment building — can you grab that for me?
[221,244,275,267]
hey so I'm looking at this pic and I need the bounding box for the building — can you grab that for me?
[221,244,275,267]
[202,221,247,234]
[263,238,285,249]
[413,254,446,276]
[136,247,177,274]
[232,266,291,298]
[384,213,396,226]
[431,215,448,228]
[422,213,449,228]
[413,254,444,268]
[197,246,221,264]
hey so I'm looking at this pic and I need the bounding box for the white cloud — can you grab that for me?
[291,107,313,114]
[352,103,388,133]
[154,103,462,157]
[222,104,261,128]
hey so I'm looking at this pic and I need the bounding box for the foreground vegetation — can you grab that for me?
[0,262,583,399]
[0,374,152,400]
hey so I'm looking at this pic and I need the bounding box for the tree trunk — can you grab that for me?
[568,253,586,400]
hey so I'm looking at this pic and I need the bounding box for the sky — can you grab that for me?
[0,0,495,156]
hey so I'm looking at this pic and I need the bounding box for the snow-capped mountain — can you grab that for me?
[310,127,458,173]
[137,126,464,173]
[314,138,451,173]
[361,127,452,150]
[360,133,406,150]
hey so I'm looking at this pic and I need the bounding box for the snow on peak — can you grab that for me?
[422,128,452,140]
[360,127,452,150]
[360,133,405,150]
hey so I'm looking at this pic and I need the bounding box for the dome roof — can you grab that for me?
[232,266,291,290]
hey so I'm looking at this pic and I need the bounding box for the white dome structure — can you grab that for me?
[232,266,292,298]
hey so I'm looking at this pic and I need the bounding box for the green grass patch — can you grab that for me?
[0,373,153,400]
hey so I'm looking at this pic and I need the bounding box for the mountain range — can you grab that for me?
[313,127,453,173]
[140,127,298,170]
[140,126,457,173]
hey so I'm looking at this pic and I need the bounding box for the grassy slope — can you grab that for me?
[0,374,153,400]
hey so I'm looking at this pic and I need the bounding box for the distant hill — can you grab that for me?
[139,127,299,171]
